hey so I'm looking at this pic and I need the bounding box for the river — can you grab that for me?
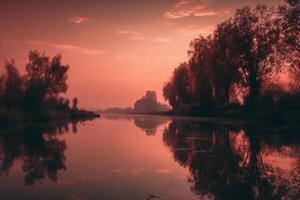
[0,114,299,200]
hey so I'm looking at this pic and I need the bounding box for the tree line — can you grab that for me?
[163,0,299,118]
[0,51,74,110]
[0,51,98,124]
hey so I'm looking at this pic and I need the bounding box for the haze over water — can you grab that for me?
[0,115,299,200]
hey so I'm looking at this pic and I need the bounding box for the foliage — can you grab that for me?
[134,90,169,113]
[0,51,99,124]
[24,51,69,109]
[163,2,299,116]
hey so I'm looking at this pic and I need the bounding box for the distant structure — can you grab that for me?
[133,90,169,113]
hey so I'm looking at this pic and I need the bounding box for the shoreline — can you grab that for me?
[100,112,300,131]
[0,109,100,130]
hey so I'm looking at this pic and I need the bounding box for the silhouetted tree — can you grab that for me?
[188,35,215,111]
[134,90,169,113]
[163,63,192,110]
[279,0,300,59]
[279,0,300,88]
[24,51,69,109]
[0,51,98,124]
[163,81,176,107]
[232,5,280,107]
[214,19,242,105]
[162,2,300,119]
[1,60,23,109]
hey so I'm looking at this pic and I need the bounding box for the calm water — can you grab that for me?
[0,115,300,200]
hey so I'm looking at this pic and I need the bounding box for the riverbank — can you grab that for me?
[100,108,300,131]
[0,108,100,128]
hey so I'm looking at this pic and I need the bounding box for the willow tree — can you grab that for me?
[232,5,280,107]
[188,35,215,109]
[213,19,242,105]
[279,0,300,89]
[163,62,192,110]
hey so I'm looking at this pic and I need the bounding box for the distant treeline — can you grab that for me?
[100,90,169,114]
[163,1,299,122]
[0,51,98,125]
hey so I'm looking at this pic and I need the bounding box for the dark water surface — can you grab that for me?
[0,114,299,200]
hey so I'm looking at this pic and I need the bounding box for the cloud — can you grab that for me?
[117,30,172,43]
[164,0,219,19]
[175,24,215,36]
[117,30,147,40]
[128,169,143,176]
[26,40,107,55]
[69,16,90,24]
[26,40,49,45]
[153,37,172,43]
[113,53,141,61]
[0,38,18,43]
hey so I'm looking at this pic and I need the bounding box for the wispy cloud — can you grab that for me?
[117,30,147,40]
[26,40,107,55]
[113,53,141,61]
[26,40,49,45]
[1,38,106,56]
[0,38,18,43]
[153,37,172,43]
[164,0,219,19]
[69,16,90,24]
[117,30,172,43]
[175,24,215,36]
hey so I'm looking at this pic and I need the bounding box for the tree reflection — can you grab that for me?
[134,117,168,135]
[102,114,168,135]
[163,121,300,200]
[0,121,78,185]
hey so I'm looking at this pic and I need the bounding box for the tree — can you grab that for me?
[214,19,242,105]
[1,60,23,109]
[144,90,157,103]
[279,0,300,88]
[279,0,300,58]
[163,63,192,109]
[188,35,215,109]
[163,81,177,109]
[172,63,192,105]
[232,5,280,107]
[24,51,69,108]
[134,90,169,113]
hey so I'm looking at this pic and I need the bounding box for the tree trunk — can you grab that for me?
[225,83,231,106]
[248,81,260,109]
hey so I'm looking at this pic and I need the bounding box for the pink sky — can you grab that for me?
[0,0,282,109]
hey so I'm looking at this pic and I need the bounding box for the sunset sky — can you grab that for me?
[0,0,282,109]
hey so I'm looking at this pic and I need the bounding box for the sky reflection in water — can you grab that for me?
[0,115,299,200]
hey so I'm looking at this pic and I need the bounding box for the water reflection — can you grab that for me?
[0,120,79,185]
[134,117,168,135]
[103,114,168,135]
[0,115,300,200]
[163,120,300,200]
